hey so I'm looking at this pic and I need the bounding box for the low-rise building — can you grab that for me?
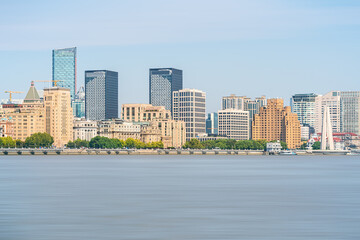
[98,119,141,141]
[73,118,98,141]
[266,141,282,153]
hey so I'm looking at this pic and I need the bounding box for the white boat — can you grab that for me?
[279,150,297,155]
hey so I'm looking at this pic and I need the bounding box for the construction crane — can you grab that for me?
[34,80,63,87]
[4,91,23,103]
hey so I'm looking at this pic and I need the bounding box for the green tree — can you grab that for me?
[183,139,204,149]
[89,136,110,149]
[300,142,308,150]
[25,133,53,148]
[202,140,216,149]
[66,141,76,148]
[74,138,90,148]
[280,141,288,150]
[312,141,321,150]
[215,141,227,149]
[15,139,24,148]
[125,138,136,148]
[1,137,16,148]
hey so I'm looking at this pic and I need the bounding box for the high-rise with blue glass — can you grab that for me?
[85,70,118,121]
[149,68,183,112]
[52,47,77,100]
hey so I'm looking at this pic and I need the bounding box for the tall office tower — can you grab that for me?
[44,87,73,147]
[290,93,317,130]
[340,91,360,135]
[252,99,301,149]
[218,109,249,140]
[52,47,77,99]
[72,86,85,118]
[85,70,118,121]
[222,94,247,110]
[173,89,206,141]
[149,68,183,112]
[314,91,341,134]
[206,112,218,135]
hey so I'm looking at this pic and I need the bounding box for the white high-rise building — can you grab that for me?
[173,89,206,141]
[315,91,341,134]
[290,93,317,129]
[218,109,249,140]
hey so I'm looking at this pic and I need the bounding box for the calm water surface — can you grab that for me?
[1,155,360,240]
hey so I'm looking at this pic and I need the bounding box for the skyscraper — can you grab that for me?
[85,70,118,121]
[290,93,317,130]
[52,47,77,99]
[340,91,360,135]
[173,89,206,141]
[149,68,183,112]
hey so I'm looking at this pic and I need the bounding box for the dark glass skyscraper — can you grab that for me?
[149,68,183,112]
[85,70,118,120]
[52,47,77,99]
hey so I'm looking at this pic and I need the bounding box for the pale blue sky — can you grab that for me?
[0,0,359,112]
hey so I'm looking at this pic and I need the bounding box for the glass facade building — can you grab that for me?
[340,91,360,135]
[52,47,77,99]
[206,112,218,135]
[85,70,118,121]
[149,68,183,112]
[72,86,85,118]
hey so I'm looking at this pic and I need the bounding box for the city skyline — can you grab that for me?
[0,1,359,113]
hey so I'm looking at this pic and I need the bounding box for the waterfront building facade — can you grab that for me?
[97,119,141,141]
[218,109,249,140]
[73,118,98,141]
[314,91,341,134]
[52,47,77,99]
[340,91,360,135]
[85,70,118,120]
[121,104,171,122]
[290,93,317,130]
[0,82,45,141]
[173,89,206,141]
[206,112,218,135]
[149,68,182,112]
[44,87,74,147]
[252,99,301,149]
[152,118,186,148]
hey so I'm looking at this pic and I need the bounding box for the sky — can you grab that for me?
[0,0,359,113]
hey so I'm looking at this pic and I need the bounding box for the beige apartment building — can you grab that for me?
[44,87,73,147]
[122,103,186,148]
[153,119,186,148]
[121,104,171,122]
[252,99,301,149]
[0,82,45,141]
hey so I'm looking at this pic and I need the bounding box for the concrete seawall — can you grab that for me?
[0,148,354,156]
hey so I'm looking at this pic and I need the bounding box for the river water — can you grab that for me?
[1,155,360,240]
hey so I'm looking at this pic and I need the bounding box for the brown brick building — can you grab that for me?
[252,99,301,149]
